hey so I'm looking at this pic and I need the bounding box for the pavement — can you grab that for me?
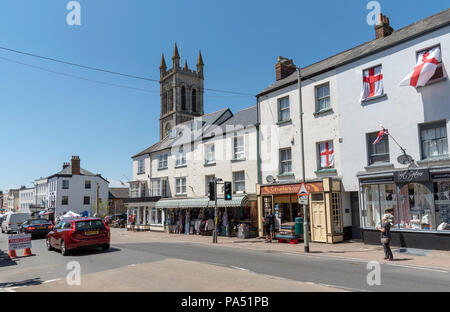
[111,228,450,271]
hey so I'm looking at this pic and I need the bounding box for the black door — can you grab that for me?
[350,192,362,240]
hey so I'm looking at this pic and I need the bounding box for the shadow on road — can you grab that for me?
[0,249,17,267]
[65,247,121,257]
[0,277,42,288]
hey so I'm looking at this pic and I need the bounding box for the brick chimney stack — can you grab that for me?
[71,156,81,175]
[275,56,296,81]
[375,13,394,39]
[62,162,70,170]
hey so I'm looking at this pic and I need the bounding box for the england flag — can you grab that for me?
[360,65,384,101]
[400,46,441,88]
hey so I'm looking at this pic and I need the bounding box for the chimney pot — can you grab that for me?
[275,56,296,81]
[375,13,393,39]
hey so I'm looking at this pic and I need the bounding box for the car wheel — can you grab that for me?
[1,227,4,233]
[61,240,69,256]
[102,244,110,251]
[46,238,53,251]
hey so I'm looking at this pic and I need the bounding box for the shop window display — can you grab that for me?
[363,185,381,227]
[379,184,398,227]
[434,181,450,231]
[398,183,435,230]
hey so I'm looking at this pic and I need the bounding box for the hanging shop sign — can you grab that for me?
[394,169,429,183]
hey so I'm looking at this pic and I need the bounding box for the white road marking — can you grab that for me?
[383,263,448,273]
[230,265,249,272]
[43,278,61,284]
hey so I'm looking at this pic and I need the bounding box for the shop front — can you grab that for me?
[156,195,258,238]
[358,167,450,250]
[124,197,161,231]
[257,178,344,244]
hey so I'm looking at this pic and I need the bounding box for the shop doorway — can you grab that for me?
[310,193,326,242]
[350,192,361,240]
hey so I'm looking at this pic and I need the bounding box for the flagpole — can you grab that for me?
[381,126,407,155]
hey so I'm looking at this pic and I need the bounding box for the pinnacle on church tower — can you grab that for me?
[196,50,204,78]
[159,53,167,77]
[184,60,189,71]
[172,43,180,68]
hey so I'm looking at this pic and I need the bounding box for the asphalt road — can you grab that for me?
[1,232,449,292]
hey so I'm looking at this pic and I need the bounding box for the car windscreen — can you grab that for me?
[29,219,51,225]
[75,220,105,231]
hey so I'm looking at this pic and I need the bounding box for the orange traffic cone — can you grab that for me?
[23,248,32,257]
[8,250,17,259]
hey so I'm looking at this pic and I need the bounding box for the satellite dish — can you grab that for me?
[266,175,275,183]
[397,154,414,165]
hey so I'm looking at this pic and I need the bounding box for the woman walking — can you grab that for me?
[377,214,394,261]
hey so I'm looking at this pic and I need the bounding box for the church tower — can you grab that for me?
[159,44,205,139]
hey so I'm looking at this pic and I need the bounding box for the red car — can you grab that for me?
[46,218,110,256]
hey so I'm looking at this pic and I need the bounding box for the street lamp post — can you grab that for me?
[297,67,310,253]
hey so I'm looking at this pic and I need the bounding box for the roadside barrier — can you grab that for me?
[8,249,17,259]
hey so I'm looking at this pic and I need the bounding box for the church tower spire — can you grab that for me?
[159,53,167,77]
[196,50,204,78]
[172,43,180,69]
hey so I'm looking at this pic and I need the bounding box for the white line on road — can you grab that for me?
[230,265,249,272]
[43,278,61,284]
[383,263,449,273]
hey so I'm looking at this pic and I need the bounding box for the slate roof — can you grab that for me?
[132,108,233,158]
[257,8,450,97]
[47,166,109,183]
[109,187,129,199]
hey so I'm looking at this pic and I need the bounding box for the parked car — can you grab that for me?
[19,218,54,238]
[46,218,110,256]
[1,213,31,234]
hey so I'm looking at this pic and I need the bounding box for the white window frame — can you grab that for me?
[151,178,169,197]
[233,171,245,194]
[278,96,290,122]
[205,143,215,164]
[279,148,292,174]
[233,136,245,160]
[158,153,168,169]
[420,121,448,160]
[138,159,145,174]
[315,82,331,112]
[175,177,187,195]
[62,180,69,189]
[176,145,186,167]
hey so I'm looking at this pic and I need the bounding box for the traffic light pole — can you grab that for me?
[213,178,218,244]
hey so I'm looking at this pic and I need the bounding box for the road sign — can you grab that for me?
[298,196,308,205]
[297,182,309,196]
[8,234,31,251]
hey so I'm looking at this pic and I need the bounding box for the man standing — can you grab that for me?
[263,209,275,243]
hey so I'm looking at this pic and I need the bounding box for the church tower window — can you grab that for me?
[192,89,197,112]
[181,86,186,110]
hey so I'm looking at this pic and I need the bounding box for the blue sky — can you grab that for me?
[0,0,448,191]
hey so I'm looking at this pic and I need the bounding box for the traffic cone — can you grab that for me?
[23,248,32,257]
[8,250,17,259]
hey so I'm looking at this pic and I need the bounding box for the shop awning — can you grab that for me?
[155,195,248,209]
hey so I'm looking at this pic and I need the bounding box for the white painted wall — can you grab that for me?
[337,26,450,192]
[19,188,35,213]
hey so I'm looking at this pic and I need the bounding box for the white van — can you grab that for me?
[1,213,31,234]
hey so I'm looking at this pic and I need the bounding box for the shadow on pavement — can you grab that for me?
[0,278,42,288]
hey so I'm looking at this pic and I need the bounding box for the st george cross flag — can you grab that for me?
[400,46,441,88]
[373,128,388,145]
[320,141,334,168]
[360,65,383,101]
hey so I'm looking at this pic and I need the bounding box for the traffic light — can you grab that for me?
[224,182,232,200]
[209,181,216,201]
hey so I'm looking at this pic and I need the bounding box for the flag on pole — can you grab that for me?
[360,65,383,101]
[373,128,388,145]
[400,46,441,88]
[320,141,334,168]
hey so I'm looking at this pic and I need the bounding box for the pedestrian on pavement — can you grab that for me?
[129,213,136,232]
[263,209,275,243]
[377,214,394,261]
